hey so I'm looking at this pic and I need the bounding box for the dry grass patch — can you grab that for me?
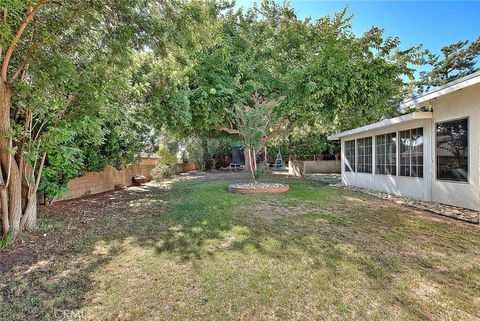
[1,173,479,320]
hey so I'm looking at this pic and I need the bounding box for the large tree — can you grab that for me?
[0,1,152,239]
[145,2,422,169]
[418,37,480,92]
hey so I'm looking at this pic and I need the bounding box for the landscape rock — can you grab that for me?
[132,175,147,186]
[330,182,479,224]
[114,184,127,190]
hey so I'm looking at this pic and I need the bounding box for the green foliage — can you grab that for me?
[267,130,340,160]
[417,37,480,92]
[146,2,422,138]
[152,143,178,181]
[253,166,267,181]
[151,163,176,181]
[3,1,157,201]
[202,139,232,170]
[0,229,14,249]
[157,144,178,165]
[185,137,232,170]
[80,119,144,172]
[233,96,281,150]
[223,95,282,181]
[38,127,83,200]
[39,146,83,201]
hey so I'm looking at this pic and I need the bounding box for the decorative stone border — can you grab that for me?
[332,183,479,224]
[228,183,289,194]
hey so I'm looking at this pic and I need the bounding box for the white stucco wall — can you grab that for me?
[430,83,480,211]
[339,83,479,211]
[340,118,432,201]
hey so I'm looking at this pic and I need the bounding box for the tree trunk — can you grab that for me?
[1,186,8,236]
[20,193,36,231]
[244,147,257,184]
[243,148,252,173]
[7,163,22,232]
[0,80,23,235]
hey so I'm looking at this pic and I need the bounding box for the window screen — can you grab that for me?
[344,140,355,172]
[357,137,372,173]
[436,118,468,182]
[375,132,397,175]
[399,128,424,178]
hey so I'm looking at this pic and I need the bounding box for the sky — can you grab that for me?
[236,1,480,75]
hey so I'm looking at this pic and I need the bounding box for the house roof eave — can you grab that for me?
[327,112,433,140]
[400,70,480,110]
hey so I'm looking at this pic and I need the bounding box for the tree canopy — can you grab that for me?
[417,37,480,92]
[145,2,423,140]
[0,0,157,236]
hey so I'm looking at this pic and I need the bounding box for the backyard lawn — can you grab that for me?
[1,173,479,320]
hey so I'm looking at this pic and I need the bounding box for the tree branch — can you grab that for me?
[11,61,27,81]
[1,0,47,82]
[17,110,32,188]
[216,126,244,137]
[0,8,8,61]
[34,151,46,192]
[261,121,293,143]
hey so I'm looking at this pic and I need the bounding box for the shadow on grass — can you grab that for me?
[1,173,479,320]
[0,183,173,320]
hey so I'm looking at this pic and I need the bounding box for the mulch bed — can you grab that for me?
[0,185,165,274]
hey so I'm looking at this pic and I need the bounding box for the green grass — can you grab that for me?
[1,175,479,320]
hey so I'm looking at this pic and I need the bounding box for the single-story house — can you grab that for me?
[328,71,480,211]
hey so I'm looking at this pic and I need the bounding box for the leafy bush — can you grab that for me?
[151,143,178,181]
[267,132,340,161]
[38,117,146,203]
[254,166,267,181]
[172,137,231,171]
[202,139,231,170]
[151,162,176,181]
[157,144,177,165]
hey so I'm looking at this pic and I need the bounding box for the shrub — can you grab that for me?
[157,144,177,164]
[151,162,176,181]
[201,138,231,170]
[152,143,178,181]
[173,137,232,171]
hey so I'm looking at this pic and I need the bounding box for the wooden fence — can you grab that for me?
[59,157,159,201]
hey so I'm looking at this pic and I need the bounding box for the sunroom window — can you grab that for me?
[436,118,468,182]
[357,137,372,173]
[375,132,397,175]
[344,140,355,172]
[399,128,424,178]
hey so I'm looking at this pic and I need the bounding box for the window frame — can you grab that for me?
[375,132,397,176]
[434,117,470,184]
[398,127,424,179]
[356,136,373,174]
[344,139,356,172]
